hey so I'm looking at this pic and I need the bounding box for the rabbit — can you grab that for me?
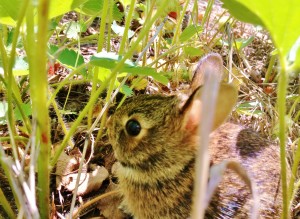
[106,53,285,219]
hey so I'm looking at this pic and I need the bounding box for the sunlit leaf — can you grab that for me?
[179,25,203,43]
[49,0,87,19]
[97,67,112,82]
[90,52,169,85]
[119,0,131,7]
[183,47,203,57]
[14,103,32,121]
[236,101,263,117]
[0,0,22,26]
[77,0,123,21]
[221,0,300,58]
[49,45,85,71]
[221,0,263,26]
[132,78,148,91]
[120,84,133,96]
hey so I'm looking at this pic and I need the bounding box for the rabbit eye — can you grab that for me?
[126,119,141,136]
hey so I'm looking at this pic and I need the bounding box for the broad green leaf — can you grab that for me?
[183,47,203,57]
[49,0,87,19]
[90,52,169,85]
[49,45,85,71]
[221,0,263,26]
[132,78,148,91]
[77,0,103,15]
[97,67,112,82]
[0,0,22,26]
[78,0,123,21]
[14,103,32,121]
[221,0,300,58]
[179,25,203,43]
[0,17,16,26]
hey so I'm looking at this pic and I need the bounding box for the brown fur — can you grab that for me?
[107,53,284,218]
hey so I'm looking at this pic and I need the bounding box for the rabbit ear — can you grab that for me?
[181,84,238,132]
[191,53,224,92]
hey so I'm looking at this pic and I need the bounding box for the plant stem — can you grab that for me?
[171,0,190,46]
[119,0,136,54]
[277,56,288,219]
[0,188,15,218]
[30,0,51,217]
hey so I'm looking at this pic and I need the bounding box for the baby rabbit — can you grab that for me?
[107,53,283,218]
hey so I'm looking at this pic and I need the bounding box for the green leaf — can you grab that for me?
[221,0,300,57]
[236,101,263,117]
[221,37,254,51]
[0,0,22,26]
[119,0,131,7]
[77,0,123,21]
[179,25,203,43]
[90,52,169,85]
[14,103,32,121]
[183,47,203,57]
[221,0,263,26]
[49,0,88,19]
[120,84,133,96]
[49,45,85,71]
[97,67,112,82]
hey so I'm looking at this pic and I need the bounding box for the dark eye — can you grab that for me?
[126,119,141,136]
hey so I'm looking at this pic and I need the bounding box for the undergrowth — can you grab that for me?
[0,0,299,218]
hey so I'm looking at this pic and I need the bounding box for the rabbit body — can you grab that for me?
[107,54,283,219]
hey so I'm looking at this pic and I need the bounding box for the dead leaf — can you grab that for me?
[56,151,109,195]
[64,166,109,195]
[56,151,80,191]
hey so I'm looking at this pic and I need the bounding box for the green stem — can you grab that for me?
[264,54,276,83]
[50,75,111,168]
[119,0,137,54]
[288,139,300,207]
[31,0,51,217]
[141,0,155,66]
[97,0,109,52]
[277,56,288,219]
[171,0,190,46]
[47,63,88,107]
[5,0,30,161]
[0,188,16,218]
[106,0,113,51]
[88,0,109,127]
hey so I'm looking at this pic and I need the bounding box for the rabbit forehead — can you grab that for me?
[116,94,181,120]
